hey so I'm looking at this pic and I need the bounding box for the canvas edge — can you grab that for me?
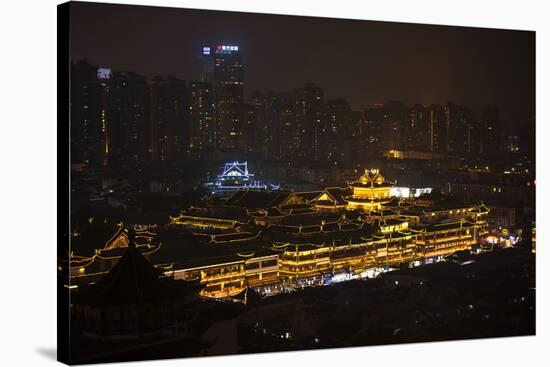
[57,1,72,365]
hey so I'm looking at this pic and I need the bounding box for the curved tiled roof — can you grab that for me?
[346,197,392,203]
[349,169,394,188]
[76,244,183,307]
[224,190,294,209]
[247,207,289,218]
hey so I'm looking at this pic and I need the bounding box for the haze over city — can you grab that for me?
[70,2,534,131]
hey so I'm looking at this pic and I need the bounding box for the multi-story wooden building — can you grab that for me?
[62,169,490,301]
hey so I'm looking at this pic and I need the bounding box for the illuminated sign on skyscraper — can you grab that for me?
[200,43,244,151]
[97,67,112,79]
[203,45,239,55]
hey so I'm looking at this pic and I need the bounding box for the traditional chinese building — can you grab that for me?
[71,233,198,341]
[59,223,161,286]
[215,161,256,189]
[345,169,394,211]
[213,161,279,191]
[63,168,491,302]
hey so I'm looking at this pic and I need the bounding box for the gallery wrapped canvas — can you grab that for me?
[58,1,535,365]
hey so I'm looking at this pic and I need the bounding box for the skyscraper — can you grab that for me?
[428,104,446,154]
[149,76,189,162]
[108,71,149,168]
[382,101,408,152]
[70,61,110,167]
[361,105,384,154]
[321,99,352,165]
[406,105,429,152]
[445,102,474,155]
[189,81,215,154]
[360,101,407,154]
[245,90,281,160]
[239,90,310,161]
[200,44,244,151]
[480,104,501,156]
[294,83,324,161]
[276,92,297,162]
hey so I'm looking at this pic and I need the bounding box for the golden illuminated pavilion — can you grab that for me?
[346,168,394,211]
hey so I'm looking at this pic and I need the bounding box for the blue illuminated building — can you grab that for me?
[210,161,279,192]
[217,161,254,188]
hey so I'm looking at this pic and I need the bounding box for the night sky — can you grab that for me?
[70,2,535,131]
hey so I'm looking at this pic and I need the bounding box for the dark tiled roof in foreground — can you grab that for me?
[150,236,274,270]
[325,187,353,205]
[77,245,183,307]
[224,190,293,209]
[295,191,323,202]
[424,220,476,232]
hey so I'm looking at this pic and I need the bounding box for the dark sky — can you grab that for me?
[70,2,535,131]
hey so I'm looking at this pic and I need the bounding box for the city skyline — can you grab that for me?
[69,2,535,131]
[71,53,527,169]
[59,3,536,364]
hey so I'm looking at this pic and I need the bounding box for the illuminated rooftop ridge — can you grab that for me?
[349,168,394,188]
[219,161,254,178]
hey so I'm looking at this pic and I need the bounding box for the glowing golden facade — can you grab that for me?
[346,169,394,211]
[62,169,491,302]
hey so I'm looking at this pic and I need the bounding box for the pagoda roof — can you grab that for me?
[424,220,476,233]
[293,190,323,202]
[315,200,337,206]
[70,222,121,258]
[347,197,392,203]
[184,206,250,222]
[310,187,352,206]
[398,209,424,217]
[77,243,184,307]
[149,233,273,270]
[224,190,294,209]
[384,218,408,226]
[472,203,491,214]
[343,211,362,220]
[276,213,342,227]
[267,221,375,246]
[381,197,403,207]
[282,203,314,210]
[420,204,475,214]
[339,220,363,231]
[368,218,407,227]
[349,169,394,188]
[220,161,252,177]
[209,230,262,243]
[68,223,156,262]
[367,209,399,217]
[247,207,289,218]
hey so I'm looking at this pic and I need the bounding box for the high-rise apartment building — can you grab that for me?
[321,99,352,164]
[108,71,149,168]
[406,105,429,152]
[70,61,111,167]
[71,62,149,168]
[428,104,446,154]
[360,101,407,154]
[200,44,244,151]
[149,76,189,162]
[480,104,501,156]
[189,81,215,154]
[293,83,324,161]
[444,102,474,155]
